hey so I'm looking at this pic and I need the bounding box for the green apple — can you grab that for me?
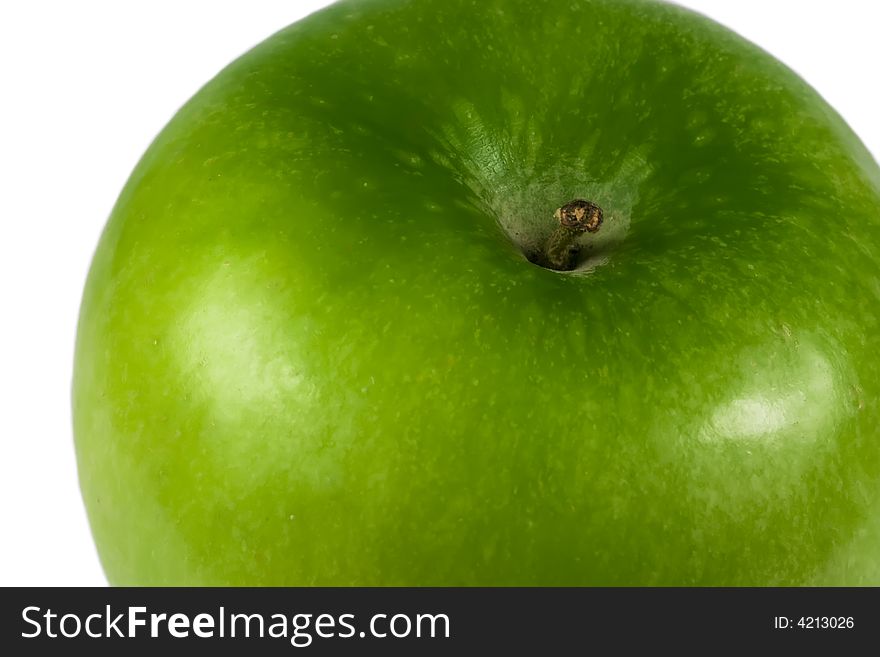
[73,0,880,585]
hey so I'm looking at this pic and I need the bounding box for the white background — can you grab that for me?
[0,0,878,586]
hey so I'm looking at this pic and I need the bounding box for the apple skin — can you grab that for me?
[73,0,880,585]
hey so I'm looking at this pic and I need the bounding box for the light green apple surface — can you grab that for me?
[73,0,880,585]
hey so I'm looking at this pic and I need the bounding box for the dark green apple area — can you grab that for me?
[73,0,880,585]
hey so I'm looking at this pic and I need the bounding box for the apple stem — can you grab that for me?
[542,200,604,271]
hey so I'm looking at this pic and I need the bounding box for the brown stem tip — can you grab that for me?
[542,199,604,271]
[554,199,604,233]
